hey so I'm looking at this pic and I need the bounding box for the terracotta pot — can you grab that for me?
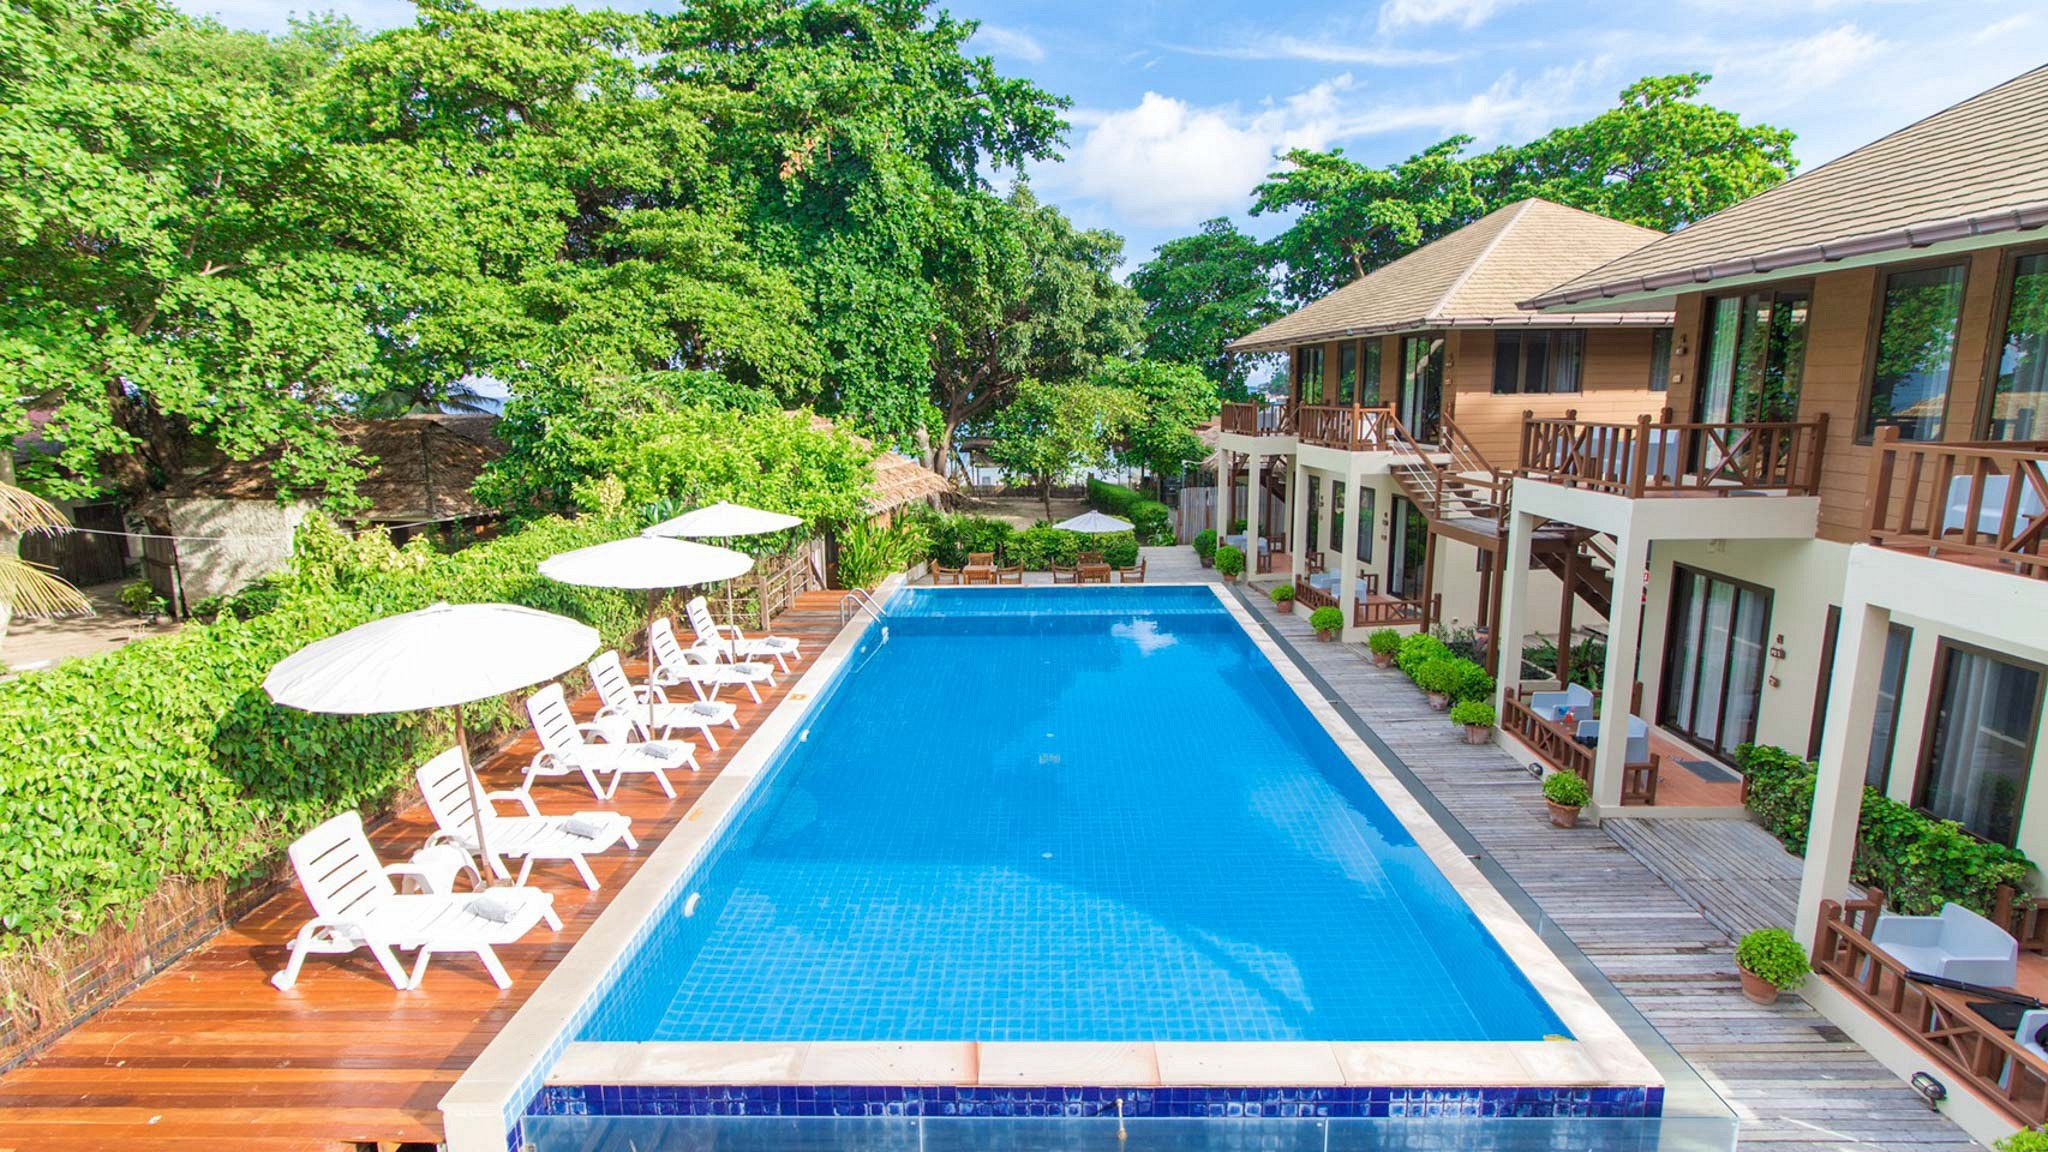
[1277,599,1295,613]
[1426,691,1450,711]
[1199,555,1214,568]
[1738,968,1781,1005]
[1462,725,1492,745]
[1372,651,1394,669]
[1316,630,1337,642]
[1546,800,1580,829]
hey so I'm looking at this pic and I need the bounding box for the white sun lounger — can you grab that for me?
[649,618,776,703]
[414,747,636,890]
[272,811,560,991]
[524,682,696,800]
[589,649,741,751]
[685,595,802,672]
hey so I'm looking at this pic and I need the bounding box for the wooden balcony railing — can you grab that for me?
[1298,403,1401,451]
[1500,689,1659,804]
[1814,892,2048,1127]
[1219,401,1295,436]
[1516,410,1828,498]
[1356,592,1436,629]
[1865,426,2048,578]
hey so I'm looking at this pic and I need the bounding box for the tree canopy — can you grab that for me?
[1128,219,1281,398]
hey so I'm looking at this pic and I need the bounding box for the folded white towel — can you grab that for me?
[469,889,530,924]
[637,742,678,759]
[561,813,612,840]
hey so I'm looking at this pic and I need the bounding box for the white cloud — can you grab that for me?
[1713,24,1886,100]
[1378,0,1520,31]
[969,24,1045,63]
[1164,35,1457,66]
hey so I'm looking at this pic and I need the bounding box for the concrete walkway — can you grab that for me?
[1232,583,1979,1152]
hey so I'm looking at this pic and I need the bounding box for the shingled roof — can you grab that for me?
[1528,65,2048,310]
[165,414,503,523]
[1228,199,1668,354]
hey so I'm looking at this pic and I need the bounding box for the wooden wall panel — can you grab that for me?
[1449,327,1665,467]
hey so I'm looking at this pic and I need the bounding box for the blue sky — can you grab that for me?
[182,0,2048,268]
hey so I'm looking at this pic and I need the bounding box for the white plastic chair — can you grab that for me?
[685,596,802,672]
[415,747,636,890]
[1871,903,2019,987]
[524,682,695,800]
[272,811,560,991]
[650,618,774,703]
[589,648,740,751]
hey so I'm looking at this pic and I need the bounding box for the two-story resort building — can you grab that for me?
[1505,64,2048,1138]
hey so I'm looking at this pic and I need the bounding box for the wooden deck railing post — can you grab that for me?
[1630,413,1652,499]
[1863,425,1899,543]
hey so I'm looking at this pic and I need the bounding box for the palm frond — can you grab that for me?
[0,556,94,618]
[0,484,72,535]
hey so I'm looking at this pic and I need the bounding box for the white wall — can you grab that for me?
[163,498,306,605]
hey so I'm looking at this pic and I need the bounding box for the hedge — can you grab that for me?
[1085,478,1172,545]
[0,514,645,950]
[915,512,1138,570]
[1735,743,2034,917]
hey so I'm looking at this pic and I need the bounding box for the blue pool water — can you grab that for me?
[579,587,1566,1044]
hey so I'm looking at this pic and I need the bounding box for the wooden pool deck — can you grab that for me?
[0,591,850,1152]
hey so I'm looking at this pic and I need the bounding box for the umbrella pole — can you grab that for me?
[453,705,506,881]
[646,588,662,734]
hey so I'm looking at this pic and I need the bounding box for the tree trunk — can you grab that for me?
[1040,477,1053,523]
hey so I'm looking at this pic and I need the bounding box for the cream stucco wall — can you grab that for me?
[163,498,308,605]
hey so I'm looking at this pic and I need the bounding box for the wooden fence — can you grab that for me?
[1500,688,1659,805]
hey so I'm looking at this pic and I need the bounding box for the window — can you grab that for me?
[1338,342,1358,405]
[1357,340,1382,405]
[1294,345,1325,403]
[1917,644,2044,846]
[1648,328,1673,392]
[1988,251,2048,440]
[1659,566,1771,759]
[1866,262,1967,440]
[1697,291,1807,423]
[1401,335,1443,441]
[1816,608,1917,788]
[1492,331,1584,394]
[1355,484,1374,564]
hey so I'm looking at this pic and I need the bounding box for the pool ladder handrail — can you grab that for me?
[839,588,886,625]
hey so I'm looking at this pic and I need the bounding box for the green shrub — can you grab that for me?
[1193,529,1217,561]
[1367,628,1402,657]
[834,518,924,589]
[1309,606,1344,634]
[118,581,166,617]
[1214,545,1245,578]
[1085,478,1172,544]
[0,514,646,951]
[1447,658,1494,704]
[1996,1129,2048,1152]
[1397,633,1451,679]
[1449,699,1496,727]
[1735,743,2034,917]
[1269,584,1294,604]
[1413,657,1462,697]
[918,513,1016,568]
[1543,771,1590,808]
[1231,517,1247,533]
[1011,525,1080,570]
[1735,928,1809,990]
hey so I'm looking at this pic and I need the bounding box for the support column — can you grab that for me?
[1335,465,1359,638]
[1244,448,1264,575]
[1316,473,1334,561]
[1492,509,1538,717]
[1556,537,1579,685]
[1589,527,1651,813]
[1418,524,1437,628]
[1289,460,1311,586]
[1796,597,1890,946]
[1216,448,1233,543]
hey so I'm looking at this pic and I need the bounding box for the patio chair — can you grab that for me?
[2019,1009,2048,1065]
[1078,550,1104,566]
[1574,715,1650,764]
[1871,903,2019,987]
[414,746,636,891]
[589,648,740,751]
[1051,563,1078,584]
[271,811,561,991]
[684,595,801,672]
[963,552,997,584]
[932,565,963,585]
[524,682,696,800]
[649,618,775,703]
[995,564,1024,584]
[1527,683,1594,723]
[1942,475,2046,537]
[1118,559,1146,583]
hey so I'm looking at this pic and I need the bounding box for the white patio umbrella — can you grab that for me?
[539,535,754,725]
[264,603,600,876]
[643,500,801,539]
[1053,510,1135,534]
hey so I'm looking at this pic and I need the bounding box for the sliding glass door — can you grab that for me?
[1400,335,1443,443]
[1659,566,1772,759]
[1917,644,2043,846]
[1695,290,1809,425]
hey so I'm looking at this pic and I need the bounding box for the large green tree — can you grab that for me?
[1128,219,1280,398]
[983,377,1136,520]
[1093,359,1217,486]
[1251,74,1796,305]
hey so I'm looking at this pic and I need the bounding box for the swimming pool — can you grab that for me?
[580,586,1562,1045]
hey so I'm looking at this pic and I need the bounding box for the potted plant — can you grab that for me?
[1449,699,1496,745]
[119,580,169,624]
[1270,584,1296,613]
[1542,771,1590,828]
[1734,928,1809,1005]
[1366,628,1401,668]
[1194,529,1217,568]
[1214,545,1246,583]
[1995,1129,2048,1152]
[1309,606,1343,641]
[1413,657,1461,710]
